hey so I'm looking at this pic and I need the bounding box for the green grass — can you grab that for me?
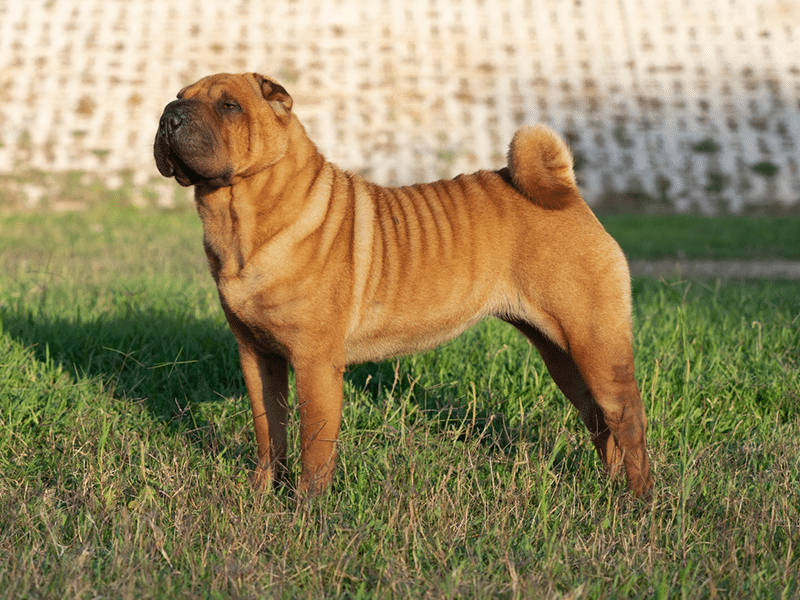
[1,205,799,599]
[599,214,800,260]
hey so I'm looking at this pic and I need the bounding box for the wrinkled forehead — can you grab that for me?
[178,73,257,100]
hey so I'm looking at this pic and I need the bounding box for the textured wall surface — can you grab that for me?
[1,0,799,212]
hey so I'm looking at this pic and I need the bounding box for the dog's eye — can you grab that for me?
[221,100,241,113]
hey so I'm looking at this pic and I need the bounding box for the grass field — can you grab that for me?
[1,203,799,599]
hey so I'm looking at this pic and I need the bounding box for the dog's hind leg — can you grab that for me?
[504,318,652,498]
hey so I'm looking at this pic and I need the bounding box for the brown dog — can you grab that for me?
[154,72,652,498]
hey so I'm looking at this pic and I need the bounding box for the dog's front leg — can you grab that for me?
[238,345,290,491]
[293,359,346,496]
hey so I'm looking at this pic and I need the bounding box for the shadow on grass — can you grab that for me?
[2,302,583,482]
[0,303,255,468]
[2,305,482,414]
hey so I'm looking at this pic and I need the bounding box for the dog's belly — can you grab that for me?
[343,306,487,365]
[342,276,515,364]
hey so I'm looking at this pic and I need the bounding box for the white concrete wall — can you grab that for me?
[1,0,798,212]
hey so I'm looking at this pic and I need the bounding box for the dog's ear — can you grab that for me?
[254,73,293,113]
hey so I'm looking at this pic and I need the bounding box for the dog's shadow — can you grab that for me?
[2,302,563,476]
[1,303,245,452]
[1,302,508,446]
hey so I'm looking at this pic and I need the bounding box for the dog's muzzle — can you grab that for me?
[154,100,232,187]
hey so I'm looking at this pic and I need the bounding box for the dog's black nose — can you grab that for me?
[159,100,188,135]
[159,111,182,134]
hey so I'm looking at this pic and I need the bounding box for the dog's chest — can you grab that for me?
[213,267,309,350]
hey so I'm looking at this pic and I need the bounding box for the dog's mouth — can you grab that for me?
[154,131,233,188]
[155,145,202,187]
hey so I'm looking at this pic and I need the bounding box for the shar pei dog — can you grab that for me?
[154,72,652,499]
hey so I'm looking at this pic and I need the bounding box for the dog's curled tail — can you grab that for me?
[507,124,580,210]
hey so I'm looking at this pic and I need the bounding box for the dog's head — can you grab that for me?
[154,73,293,188]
